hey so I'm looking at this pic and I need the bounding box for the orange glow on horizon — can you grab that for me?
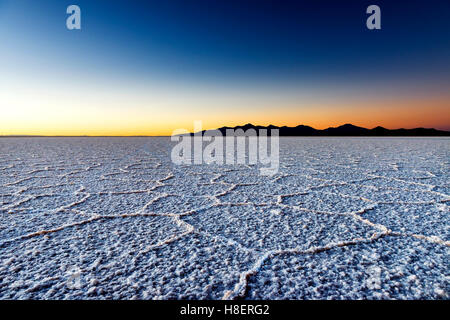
[1,95,449,136]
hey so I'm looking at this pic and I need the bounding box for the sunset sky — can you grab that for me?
[0,0,449,135]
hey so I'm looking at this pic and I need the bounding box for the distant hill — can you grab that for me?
[187,123,450,136]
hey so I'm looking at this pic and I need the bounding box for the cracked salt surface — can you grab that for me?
[0,137,448,299]
[245,236,449,300]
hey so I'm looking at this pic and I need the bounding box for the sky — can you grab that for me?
[0,0,449,135]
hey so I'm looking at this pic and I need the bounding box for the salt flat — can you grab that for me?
[0,137,448,299]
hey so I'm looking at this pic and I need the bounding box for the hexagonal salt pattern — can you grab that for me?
[182,204,379,252]
[0,215,189,299]
[0,137,448,299]
[362,203,449,241]
[245,236,449,299]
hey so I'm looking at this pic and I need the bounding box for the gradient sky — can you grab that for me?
[0,0,449,135]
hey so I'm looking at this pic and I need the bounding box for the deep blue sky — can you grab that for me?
[2,0,449,84]
[0,0,449,134]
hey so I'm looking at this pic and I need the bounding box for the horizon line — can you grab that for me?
[1,123,449,137]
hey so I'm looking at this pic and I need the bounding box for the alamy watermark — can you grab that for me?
[65,4,380,31]
[171,121,279,176]
[64,265,82,289]
[66,5,81,30]
[366,5,381,30]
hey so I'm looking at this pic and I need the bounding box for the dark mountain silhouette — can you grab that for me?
[187,123,450,136]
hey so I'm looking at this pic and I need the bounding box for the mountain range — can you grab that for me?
[189,123,450,136]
